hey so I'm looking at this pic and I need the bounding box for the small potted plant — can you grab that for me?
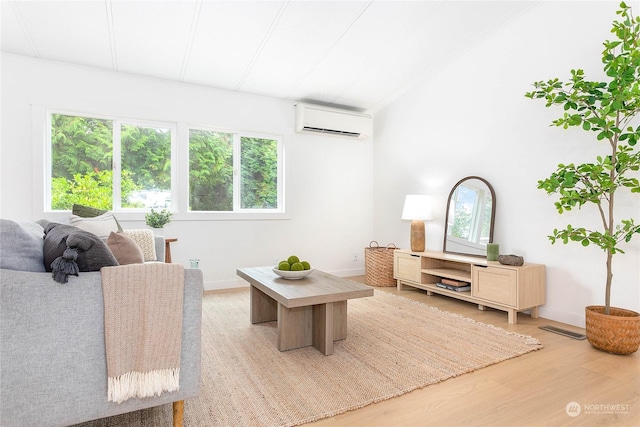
[525,2,640,354]
[145,208,172,231]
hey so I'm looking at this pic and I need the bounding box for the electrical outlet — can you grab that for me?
[353,252,358,262]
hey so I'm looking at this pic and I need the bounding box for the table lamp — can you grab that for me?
[401,195,433,252]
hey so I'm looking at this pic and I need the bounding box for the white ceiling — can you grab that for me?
[1,0,539,112]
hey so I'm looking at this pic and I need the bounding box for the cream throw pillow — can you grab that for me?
[69,212,119,237]
[123,229,157,262]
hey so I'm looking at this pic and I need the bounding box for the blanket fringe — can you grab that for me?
[108,368,180,404]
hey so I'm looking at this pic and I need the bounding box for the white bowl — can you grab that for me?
[272,267,314,280]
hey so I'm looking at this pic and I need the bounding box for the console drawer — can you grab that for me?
[394,252,421,283]
[472,266,517,306]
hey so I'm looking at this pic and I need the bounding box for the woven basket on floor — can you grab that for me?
[585,306,640,355]
[364,241,398,287]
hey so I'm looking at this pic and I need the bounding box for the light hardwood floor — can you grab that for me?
[308,277,639,427]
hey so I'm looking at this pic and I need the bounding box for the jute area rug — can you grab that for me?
[75,289,542,427]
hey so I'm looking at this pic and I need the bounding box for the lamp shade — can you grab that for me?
[401,195,433,221]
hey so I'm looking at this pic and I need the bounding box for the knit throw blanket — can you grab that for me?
[101,263,185,403]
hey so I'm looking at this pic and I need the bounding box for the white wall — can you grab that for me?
[0,54,374,289]
[373,1,640,327]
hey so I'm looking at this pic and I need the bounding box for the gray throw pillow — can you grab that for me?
[43,222,119,283]
[0,219,46,272]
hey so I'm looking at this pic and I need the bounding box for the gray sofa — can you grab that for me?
[0,227,203,426]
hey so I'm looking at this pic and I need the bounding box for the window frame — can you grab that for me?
[186,124,286,216]
[46,109,177,213]
[37,107,288,221]
[114,117,177,211]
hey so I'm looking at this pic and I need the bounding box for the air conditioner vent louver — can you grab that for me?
[295,103,372,139]
[301,126,361,137]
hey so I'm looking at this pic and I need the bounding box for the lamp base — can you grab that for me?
[410,220,425,252]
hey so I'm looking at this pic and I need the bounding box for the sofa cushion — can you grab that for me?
[0,219,46,272]
[106,231,144,265]
[69,212,119,238]
[43,223,119,283]
[123,229,157,262]
[72,204,123,231]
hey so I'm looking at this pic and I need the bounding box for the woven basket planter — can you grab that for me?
[585,306,640,355]
[364,241,398,287]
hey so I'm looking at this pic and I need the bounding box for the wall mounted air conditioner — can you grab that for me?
[295,103,372,139]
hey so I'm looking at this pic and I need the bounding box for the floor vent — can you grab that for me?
[539,325,587,340]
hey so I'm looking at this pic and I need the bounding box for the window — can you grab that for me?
[188,129,233,211]
[119,122,172,209]
[46,111,284,217]
[189,128,282,212]
[48,112,174,211]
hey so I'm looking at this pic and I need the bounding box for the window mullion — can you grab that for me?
[44,110,53,211]
[233,133,241,211]
[112,120,122,210]
[277,137,284,211]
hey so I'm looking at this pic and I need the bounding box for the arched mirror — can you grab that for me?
[443,176,496,257]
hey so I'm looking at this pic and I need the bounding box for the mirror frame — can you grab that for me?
[442,176,496,258]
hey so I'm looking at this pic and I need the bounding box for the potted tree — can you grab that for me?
[525,1,640,354]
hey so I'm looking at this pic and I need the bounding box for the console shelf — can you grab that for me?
[422,268,471,283]
[393,249,546,324]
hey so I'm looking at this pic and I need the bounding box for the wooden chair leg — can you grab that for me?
[172,400,184,427]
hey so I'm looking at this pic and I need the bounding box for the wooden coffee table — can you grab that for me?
[236,267,373,355]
